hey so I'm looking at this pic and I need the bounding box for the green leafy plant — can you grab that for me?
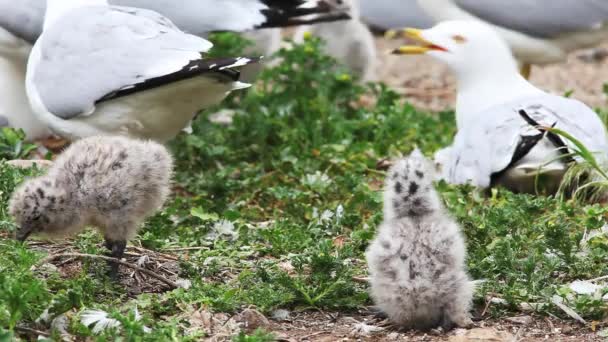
[0,128,37,160]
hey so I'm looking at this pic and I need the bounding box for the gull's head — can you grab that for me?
[390,20,517,76]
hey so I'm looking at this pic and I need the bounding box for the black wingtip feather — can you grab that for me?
[257,12,351,29]
[96,57,260,104]
[518,109,575,163]
[256,0,351,29]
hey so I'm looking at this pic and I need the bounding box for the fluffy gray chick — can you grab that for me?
[9,136,173,278]
[366,149,472,331]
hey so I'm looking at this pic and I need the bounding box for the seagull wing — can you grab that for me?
[446,95,608,187]
[2,0,350,44]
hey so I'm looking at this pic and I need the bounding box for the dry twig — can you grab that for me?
[35,253,178,289]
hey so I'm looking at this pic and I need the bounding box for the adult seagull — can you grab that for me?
[26,0,258,142]
[391,21,608,193]
[417,0,608,77]
[0,0,351,141]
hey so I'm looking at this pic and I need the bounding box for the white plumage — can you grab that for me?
[366,150,472,330]
[26,0,257,142]
[0,0,351,140]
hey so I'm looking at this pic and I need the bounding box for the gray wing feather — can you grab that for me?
[0,0,44,42]
[446,95,608,187]
[113,0,269,35]
[456,0,608,38]
[33,6,211,119]
[360,0,435,30]
[0,0,322,43]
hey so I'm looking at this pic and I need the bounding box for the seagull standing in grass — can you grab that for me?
[25,0,259,142]
[0,0,351,141]
[417,0,608,77]
[391,21,608,193]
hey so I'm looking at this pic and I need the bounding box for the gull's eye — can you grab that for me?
[452,35,467,44]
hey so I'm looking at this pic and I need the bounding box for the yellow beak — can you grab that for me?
[386,28,444,55]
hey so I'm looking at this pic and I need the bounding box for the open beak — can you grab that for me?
[387,28,448,55]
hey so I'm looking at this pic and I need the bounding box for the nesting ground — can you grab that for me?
[1,34,608,341]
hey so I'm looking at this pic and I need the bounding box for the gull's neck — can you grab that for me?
[44,0,108,30]
[454,57,544,128]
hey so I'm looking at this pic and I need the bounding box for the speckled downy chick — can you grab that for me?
[9,136,173,278]
[366,149,472,331]
[293,0,377,82]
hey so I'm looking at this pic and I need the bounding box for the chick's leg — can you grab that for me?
[104,238,127,279]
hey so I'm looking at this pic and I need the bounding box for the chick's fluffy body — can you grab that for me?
[294,0,377,82]
[9,136,173,241]
[366,151,472,330]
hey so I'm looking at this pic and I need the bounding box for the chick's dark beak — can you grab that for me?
[15,227,32,242]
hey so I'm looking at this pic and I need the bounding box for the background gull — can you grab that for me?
[294,0,377,82]
[418,0,608,76]
[0,0,351,44]
[390,20,608,193]
[0,0,351,141]
[26,0,258,142]
[360,0,434,32]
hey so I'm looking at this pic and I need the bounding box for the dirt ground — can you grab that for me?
[22,238,607,342]
[269,311,604,342]
[375,38,608,112]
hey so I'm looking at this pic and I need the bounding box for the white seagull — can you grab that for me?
[391,21,608,193]
[0,0,351,141]
[417,0,608,77]
[26,0,258,142]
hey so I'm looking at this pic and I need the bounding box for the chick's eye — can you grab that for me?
[452,35,467,43]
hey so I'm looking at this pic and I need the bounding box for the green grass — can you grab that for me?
[0,35,607,340]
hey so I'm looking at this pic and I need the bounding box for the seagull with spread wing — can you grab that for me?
[390,21,608,193]
[26,0,259,142]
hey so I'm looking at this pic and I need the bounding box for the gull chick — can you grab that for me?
[366,150,472,330]
[9,136,173,278]
[390,21,608,193]
[294,0,377,81]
